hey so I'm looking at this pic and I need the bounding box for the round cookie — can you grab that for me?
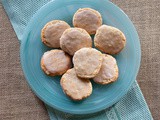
[73,48,103,78]
[41,20,70,48]
[41,50,71,76]
[73,8,102,35]
[94,25,126,54]
[60,68,92,101]
[93,54,119,85]
[60,28,92,56]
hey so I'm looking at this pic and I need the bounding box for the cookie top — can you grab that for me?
[93,54,119,85]
[41,20,70,48]
[73,8,102,35]
[41,50,71,76]
[60,68,92,101]
[60,28,92,56]
[73,48,103,78]
[94,25,126,54]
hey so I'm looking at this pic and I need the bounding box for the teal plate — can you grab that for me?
[20,0,141,114]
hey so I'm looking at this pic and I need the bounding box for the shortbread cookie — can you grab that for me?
[73,8,102,35]
[41,50,71,76]
[73,48,103,78]
[60,68,92,101]
[41,20,70,48]
[60,28,92,56]
[94,25,126,54]
[93,54,119,85]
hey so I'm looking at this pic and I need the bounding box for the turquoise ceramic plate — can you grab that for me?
[20,0,141,114]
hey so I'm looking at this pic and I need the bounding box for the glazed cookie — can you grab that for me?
[60,68,92,101]
[94,25,126,54]
[93,54,119,85]
[73,8,102,35]
[73,48,103,78]
[41,20,70,48]
[41,50,71,76]
[60,28,92,56]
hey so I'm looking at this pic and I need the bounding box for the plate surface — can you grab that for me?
[20,0,141,114]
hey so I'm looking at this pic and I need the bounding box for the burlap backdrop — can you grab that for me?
[0,0,159,120]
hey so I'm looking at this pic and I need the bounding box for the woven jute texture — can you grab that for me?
[0,0,160,120]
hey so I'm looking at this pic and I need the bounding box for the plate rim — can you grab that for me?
[20,0,141,114]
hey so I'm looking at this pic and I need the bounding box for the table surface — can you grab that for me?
[0,0,159,120]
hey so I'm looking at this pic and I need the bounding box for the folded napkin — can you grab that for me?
[1,0,153,119]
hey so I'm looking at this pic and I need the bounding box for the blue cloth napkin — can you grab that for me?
[1,0,153,119]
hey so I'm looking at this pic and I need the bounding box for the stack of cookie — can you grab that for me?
[40,8,126,101]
